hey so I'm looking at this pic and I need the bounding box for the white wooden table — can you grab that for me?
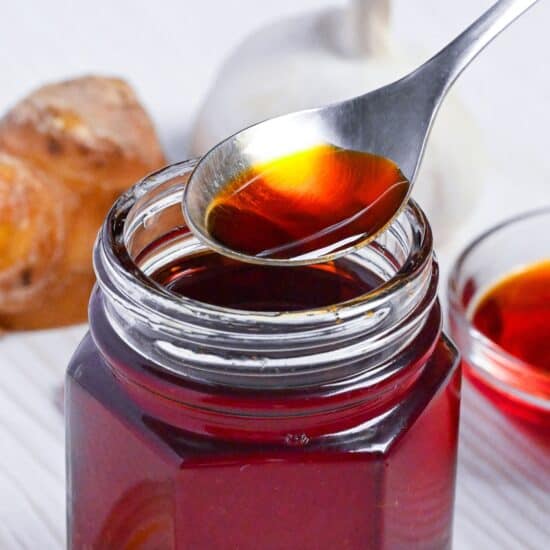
[1,1,549,548]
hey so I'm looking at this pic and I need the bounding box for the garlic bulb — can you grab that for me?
[190,0,486,247]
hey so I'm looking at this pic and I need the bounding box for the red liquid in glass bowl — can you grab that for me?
[465,261,550,428]
[473,260,550,373]
[448,208,550,430]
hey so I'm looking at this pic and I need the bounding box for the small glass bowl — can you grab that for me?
[448,208,550,425]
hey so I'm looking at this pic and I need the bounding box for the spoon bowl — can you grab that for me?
[184,0,539,266]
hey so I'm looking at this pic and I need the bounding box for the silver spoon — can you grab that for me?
[184,0,540,266]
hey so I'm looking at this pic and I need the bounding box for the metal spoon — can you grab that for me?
[184,0,540,266]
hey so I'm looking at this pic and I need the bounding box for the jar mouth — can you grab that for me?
[448,207,550,410]
[100,160,433,319]
[94,159,438,388]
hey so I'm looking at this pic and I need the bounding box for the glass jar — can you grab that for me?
[66,160,461,549]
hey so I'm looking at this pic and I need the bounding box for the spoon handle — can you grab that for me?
[419,0,540,96]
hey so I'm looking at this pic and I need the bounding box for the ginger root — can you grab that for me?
[0,152,65,313]
[0,76,165,329]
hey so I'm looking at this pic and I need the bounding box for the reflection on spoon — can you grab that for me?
[205,144,409,262]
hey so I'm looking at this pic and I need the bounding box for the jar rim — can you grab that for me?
[93,159,439,388]
[98,159,434,322]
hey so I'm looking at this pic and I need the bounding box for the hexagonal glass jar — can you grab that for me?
[66,160,460,549]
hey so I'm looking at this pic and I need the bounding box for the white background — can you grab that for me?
[0,1,549,548]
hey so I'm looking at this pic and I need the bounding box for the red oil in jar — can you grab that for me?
[150,249,379,311]
[206,144,409,259]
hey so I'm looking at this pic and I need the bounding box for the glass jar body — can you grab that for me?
[67,295,460,550]
[66,160,461,549]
